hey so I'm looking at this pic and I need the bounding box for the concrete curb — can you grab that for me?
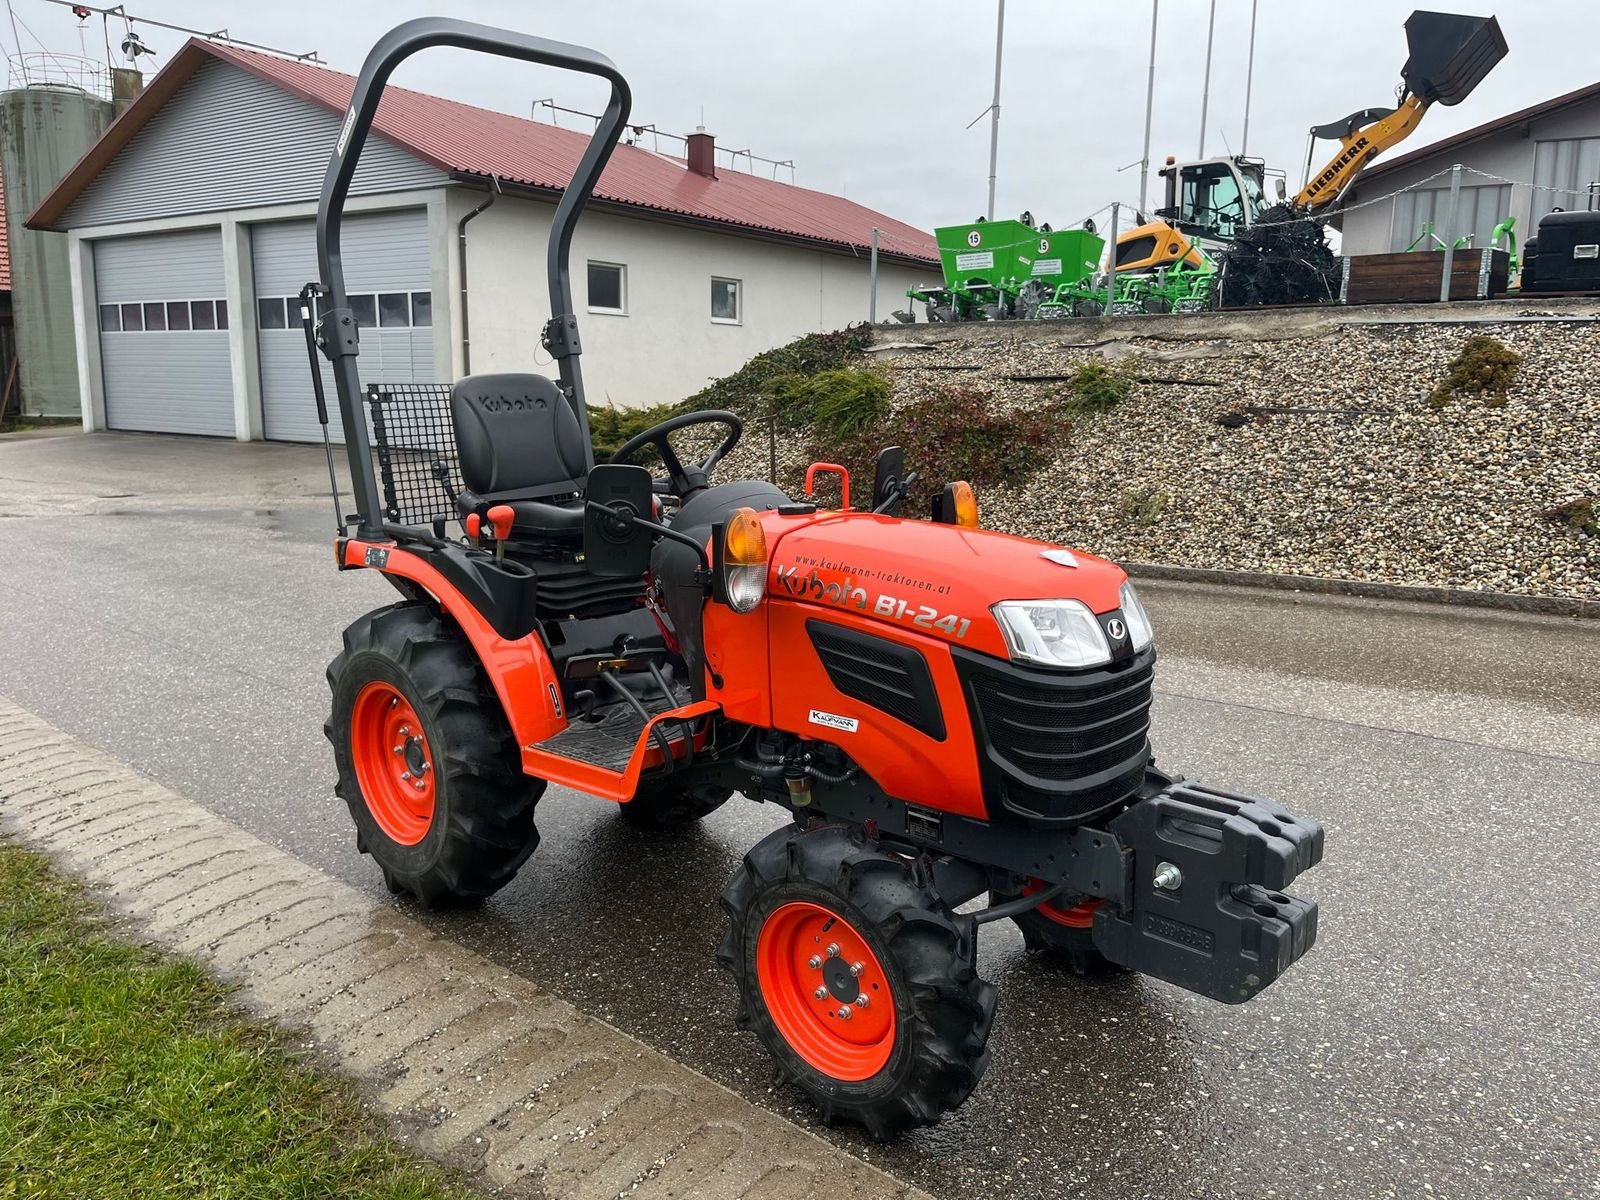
[0,696,928,1200]
[1124,561,1596,619]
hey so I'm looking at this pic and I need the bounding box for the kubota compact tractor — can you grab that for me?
[313,19,1325,1138]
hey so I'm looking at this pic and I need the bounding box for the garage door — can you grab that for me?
[95,229,234,437]
[253,210,434,443]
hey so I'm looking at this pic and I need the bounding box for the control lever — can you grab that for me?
[486,504,514,560]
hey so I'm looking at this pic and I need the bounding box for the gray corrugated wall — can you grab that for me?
[60,59,445,228]
[253,211,434,443]
[96,228,235,437]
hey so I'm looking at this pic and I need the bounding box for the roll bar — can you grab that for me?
[315,18,632,539]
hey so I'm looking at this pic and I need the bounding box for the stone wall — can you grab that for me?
[864,301,1599,601]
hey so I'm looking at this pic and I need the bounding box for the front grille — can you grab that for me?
[956,646,1155,825]
[807,620,945,740]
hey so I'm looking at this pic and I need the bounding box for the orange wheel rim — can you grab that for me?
[350,681,435,846]
[756,901,895,1081]
[1024,879,1102,929]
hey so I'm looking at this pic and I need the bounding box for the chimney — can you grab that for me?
[111,68,144,116]
[686,126,716,179]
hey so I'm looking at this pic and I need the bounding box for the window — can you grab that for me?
[411,291,432,327]
[1389,183,1512,252]
[1532,137,1600,224]
[257,297,288,330]
[378,292,411,327]
[100,298,230,334]
[711,276,741,323]
[587,261,626,313]
[349,294,377,328]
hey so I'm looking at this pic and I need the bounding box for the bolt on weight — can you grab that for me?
[1153,861,1183,891]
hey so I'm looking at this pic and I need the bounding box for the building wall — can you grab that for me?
[446,189,929,410]
[0,85,114,416]
[59,60,444,228]
[1340,92,1600,257]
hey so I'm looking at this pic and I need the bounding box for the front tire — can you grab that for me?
[326,603,543,907]
[718,824,996,1139]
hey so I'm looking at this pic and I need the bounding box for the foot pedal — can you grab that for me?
[1093,783,1324,1004]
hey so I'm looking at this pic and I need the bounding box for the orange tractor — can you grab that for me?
[313,19,1324,1138]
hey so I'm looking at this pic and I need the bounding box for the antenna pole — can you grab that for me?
[985,0,1005,220]
[1198,0,1216,158]
[1241,0,1258,155]
[1139,0,1158,213]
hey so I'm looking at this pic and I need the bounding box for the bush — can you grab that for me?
[681,328,873,420]
[1057,361,1134,415]
[1119,487,1170,526]
[1430,335,1521,407]
[588,400,679,463]
[797,369,892,438]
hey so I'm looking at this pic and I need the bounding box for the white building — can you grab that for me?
[27,39,936,441]
[1337,80,1600,257]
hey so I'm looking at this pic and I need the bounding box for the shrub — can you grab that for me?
[1057,361,1134,415]
[807,370,892,438]
[1430,335,1521,407]
[680,328,873,419]
[588,400,678,463]
[1119,487,1170,526]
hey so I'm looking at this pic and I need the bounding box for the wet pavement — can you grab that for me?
[2,431,1596,1199]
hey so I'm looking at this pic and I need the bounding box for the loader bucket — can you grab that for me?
[1401,10,1507,106]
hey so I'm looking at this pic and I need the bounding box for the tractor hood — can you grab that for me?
[765,511,1129,661]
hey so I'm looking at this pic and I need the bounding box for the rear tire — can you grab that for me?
[620,778,732,830]
[326,603,543,907]
[718,824,996,1139]
[992,884,1125,977]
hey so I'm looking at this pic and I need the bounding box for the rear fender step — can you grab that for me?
[1093,783,1325,1004]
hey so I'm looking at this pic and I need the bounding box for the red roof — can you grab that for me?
[30,38,937,265]
[0,165,10,290]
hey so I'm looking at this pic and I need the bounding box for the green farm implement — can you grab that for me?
[906,216,1103,321]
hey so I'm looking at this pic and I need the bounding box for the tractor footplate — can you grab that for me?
[1092,782,1324,1004]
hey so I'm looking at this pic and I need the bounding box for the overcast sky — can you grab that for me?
[9,0,1597,231]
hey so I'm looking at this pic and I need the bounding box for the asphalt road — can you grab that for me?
[2,431,1596,1200]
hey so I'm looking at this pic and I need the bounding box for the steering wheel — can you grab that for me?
[609,409,742,497]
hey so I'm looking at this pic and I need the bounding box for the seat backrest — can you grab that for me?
[451,373,591,496]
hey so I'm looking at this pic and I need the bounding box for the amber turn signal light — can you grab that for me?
[932,481,980,529]
[721,507,768,613]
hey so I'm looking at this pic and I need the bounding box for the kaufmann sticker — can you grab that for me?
[1031,258,1063,276]
[808,709,860,733]
[955,250,994,272]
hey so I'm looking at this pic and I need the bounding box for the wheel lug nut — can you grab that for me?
[814,986,828,1000]
[855,994,870,1009]
[401,771,411,780]
[392,744,405,754]
[849,961,864,977]
[825,943,840,958]
[837,1006,852,1021]
[808,955,822,970]
[398,725,410,735]
[414,780,425,791]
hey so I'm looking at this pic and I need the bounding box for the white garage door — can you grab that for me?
[253,209,434,443]
[95,229,234,437]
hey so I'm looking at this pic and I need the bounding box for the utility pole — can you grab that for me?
[985,0,1005,220]
[1139,0,1159,213]
[1241,0,1259,155]
[1198,0,1217,158]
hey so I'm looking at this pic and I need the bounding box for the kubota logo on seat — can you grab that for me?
[480,394,549,412]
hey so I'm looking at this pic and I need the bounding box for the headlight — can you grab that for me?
[1119,581,1154,651]
[992,599,1111,668]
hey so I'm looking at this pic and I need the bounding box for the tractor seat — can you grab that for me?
[450,372,590,542]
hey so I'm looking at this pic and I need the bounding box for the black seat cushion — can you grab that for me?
[451,373,590,496]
